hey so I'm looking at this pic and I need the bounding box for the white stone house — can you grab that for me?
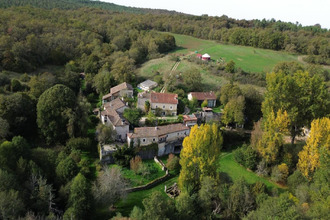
[127,123,190,156]
[102,82,133,104]
[100,98,129,142]
[138,92,178,116]
[138,79,158,91]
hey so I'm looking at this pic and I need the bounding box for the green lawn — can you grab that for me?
[218,152,285,191]
[110,158,165,187]
[169,33,300,73]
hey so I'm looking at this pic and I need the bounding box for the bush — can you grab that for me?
[112,145,135,167]
[65,137,92,153]
[130,156,142,174]
[287,170,308,193]
[166,154,180,172]
[234,145,258,170]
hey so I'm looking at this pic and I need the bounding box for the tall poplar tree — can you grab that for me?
[179,124,223,192]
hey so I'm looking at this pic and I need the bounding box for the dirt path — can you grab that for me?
[160,52,195,93]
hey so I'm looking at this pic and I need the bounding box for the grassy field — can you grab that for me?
[218,152,285,191]
[110,158,165,187]
[171,33,300,73]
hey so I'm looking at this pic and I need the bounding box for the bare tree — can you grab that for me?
[92,166,128,206]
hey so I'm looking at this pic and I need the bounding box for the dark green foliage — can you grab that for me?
[246,192,301,220]
[64,173,93,220]
[225,60,236,73]
[233,145,258,170]
[56,156,79,184]
[30,148,57,181]
[0,190,25,219]
[37,84,76,144]
[66,137,92,153]
[10,79,23,92]
[227,178,255,219]
[112,145,135,167]
[166,154,180,172]
[0,93,37,138]
[287,170,308,193]
[0,169,18,191]
[123,108,142,128]
[0,73,10,86]
[142,191,176,220]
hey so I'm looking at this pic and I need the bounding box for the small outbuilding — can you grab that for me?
[138,79,158,91]
[202,53,211,61]
[196,53,202,59]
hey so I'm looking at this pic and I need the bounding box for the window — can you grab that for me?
[170,106,173,109]
[177,133,179,136]
[142,138,146,142]
[155,105,158,108]
[163,105,165,109]
[153,138,156,142]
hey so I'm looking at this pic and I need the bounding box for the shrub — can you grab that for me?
[278,163,289,183]
[66,137,92,153]
[112,145,135,167]
[234,145,258,170]
[287,170,308,193]
[271,166,282,183]
[201,99,208,108]
[130,156,142,174]
[166,154,180,172]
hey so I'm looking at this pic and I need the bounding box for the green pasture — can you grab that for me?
[218,152,285,191]
[170,33,300,73]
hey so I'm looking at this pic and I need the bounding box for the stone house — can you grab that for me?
[188,92,217,108]
[183,114,198,127]
[102,82,133,103]
[138,92,178,116]
[127,123,190,157]
[138,79,158,91]
[100,98,129,142]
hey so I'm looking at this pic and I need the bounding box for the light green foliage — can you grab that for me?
[220,83,242,105]
[182,67,202,91]
[262,71,329,144]
[29,72,57,98]
[222,95,245,126]
[130,206,144,220]
[201,99,208,108]
[93,69,114,95]
[175,191,198,219]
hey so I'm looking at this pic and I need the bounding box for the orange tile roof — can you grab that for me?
[189,92,216,101]
[151,92,178,104]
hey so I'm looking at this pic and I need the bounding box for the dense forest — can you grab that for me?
[0,1,329,219]
[0,0,329,68]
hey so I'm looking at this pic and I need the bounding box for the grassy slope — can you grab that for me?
[218,152,285,191]
[172,33,300,73]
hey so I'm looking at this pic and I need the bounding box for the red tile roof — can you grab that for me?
[189,92,216,101]
[151,92,178,105]
[110,82,133,94]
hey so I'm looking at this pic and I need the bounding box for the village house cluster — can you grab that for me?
[98,79,221,163]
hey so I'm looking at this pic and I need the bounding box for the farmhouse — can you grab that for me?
[196,53,202,59]
[138,92,178,116]
[102,82,133,103]
[100,98,129,142]
[188,91,217,107]
[138,79,158,91]
[202,53,211,61]
[127,123,190,156]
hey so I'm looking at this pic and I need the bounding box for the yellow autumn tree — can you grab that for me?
[256,109,290,164]
[297,117,330,180]
[179,123,223,192]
